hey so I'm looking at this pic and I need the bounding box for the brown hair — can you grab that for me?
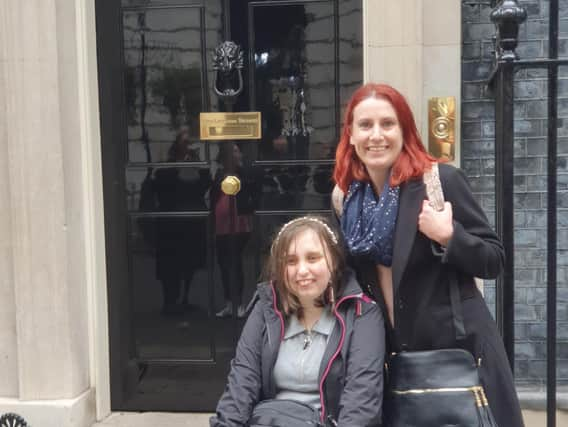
[263,216,346,319]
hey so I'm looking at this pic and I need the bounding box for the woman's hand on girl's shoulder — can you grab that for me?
[418,200,454,246]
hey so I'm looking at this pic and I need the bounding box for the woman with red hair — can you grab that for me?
[332,83,524,427]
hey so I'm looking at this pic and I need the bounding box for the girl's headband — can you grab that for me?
[273,216,339,248]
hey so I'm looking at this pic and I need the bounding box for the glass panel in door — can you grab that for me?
[119,1,228,410]
[99,0,362,411]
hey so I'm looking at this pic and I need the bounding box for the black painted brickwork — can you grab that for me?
[461,0,568,390]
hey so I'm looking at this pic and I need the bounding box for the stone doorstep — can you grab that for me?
[522,409,568,426]
[2,396,567,427]
[92,412,212,427]
[0,389,95,427]
[92,410,567,427]
[518,389,568,411]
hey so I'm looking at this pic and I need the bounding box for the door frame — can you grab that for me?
[92,0,370,416]
[77,0,113,421]
[94,0,237,412]
[94,0,130,414]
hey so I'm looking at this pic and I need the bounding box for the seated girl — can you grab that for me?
[210,216,385,427]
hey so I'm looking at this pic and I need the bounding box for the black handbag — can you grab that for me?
[383,164,498,427]
[247,399,324,427]
[384,346,498,426]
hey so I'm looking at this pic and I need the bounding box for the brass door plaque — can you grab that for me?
[428,97,455,161]
[200,112,261,140]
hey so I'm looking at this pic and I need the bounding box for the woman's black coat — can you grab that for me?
[343,164,524,427]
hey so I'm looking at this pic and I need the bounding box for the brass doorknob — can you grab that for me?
[221,175,241,195]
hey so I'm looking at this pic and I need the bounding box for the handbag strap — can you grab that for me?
[423,164,466,342]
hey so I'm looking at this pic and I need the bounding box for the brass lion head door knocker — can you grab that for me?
[212,41,244,108]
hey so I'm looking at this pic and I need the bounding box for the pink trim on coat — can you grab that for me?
[270,282,285,341]
[269,285,374,423]
[318,292,374,423]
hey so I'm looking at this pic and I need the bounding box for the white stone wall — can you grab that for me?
[0,24,18,396]
[364,0,461,162]
[0,0,100,425]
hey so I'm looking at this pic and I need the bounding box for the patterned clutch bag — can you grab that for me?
[423,163,445,211]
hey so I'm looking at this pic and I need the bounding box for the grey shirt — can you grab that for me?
[272,307,337,409]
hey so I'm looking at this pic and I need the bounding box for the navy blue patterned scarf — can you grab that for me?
[340,179,400,266]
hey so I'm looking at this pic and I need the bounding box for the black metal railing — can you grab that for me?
[0,413,30,427]
[488,1,560,426]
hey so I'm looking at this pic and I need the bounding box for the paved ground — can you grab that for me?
[92,410,568,427]
[92,412,212,427]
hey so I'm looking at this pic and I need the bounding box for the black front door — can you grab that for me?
[95,0,362,411]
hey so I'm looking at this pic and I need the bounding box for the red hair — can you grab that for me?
[333,83,436,192]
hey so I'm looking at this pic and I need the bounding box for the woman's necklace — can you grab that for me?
[302,308,322,350]
[302,330,313,350]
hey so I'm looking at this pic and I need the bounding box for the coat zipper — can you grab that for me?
[390,385,490,408]
[269,285,373,423]
[318,292,374,423]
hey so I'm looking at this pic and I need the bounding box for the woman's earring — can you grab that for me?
[327,284,335,305]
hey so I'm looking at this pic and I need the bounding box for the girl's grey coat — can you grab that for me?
[342,163,524,427]
[210,269,385,427]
